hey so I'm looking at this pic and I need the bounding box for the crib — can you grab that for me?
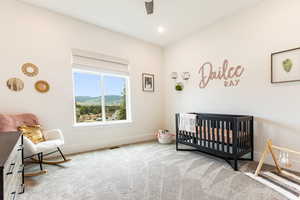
[176,113,254,171]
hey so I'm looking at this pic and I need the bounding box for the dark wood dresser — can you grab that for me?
[0,132,24,200]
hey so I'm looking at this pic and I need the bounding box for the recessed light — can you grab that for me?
[157,26,165,34]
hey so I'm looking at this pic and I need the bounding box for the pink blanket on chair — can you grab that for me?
[0,113,39,132]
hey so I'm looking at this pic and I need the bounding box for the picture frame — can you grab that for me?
[142,73,154,92]
[271,47,300,84]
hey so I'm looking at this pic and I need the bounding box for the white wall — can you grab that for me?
[164,0,300,168]
[0,0,164,154]
[2,0,300,168]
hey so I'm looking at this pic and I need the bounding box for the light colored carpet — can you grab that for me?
[20,142,286,200]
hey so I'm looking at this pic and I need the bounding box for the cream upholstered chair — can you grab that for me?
[23,129,71,176]
[0,113,71,176]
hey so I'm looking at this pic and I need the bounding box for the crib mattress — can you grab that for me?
[198,126,233,144]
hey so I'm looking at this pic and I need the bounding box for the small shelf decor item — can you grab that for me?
[7,77,24,92]
[171,72,178,80]
[271,47,300,83]
[175,82,183,91]
[171,71,190,91]
[35,80,50,93]
[181,72,191,80]
[142,73,154,92]
[22,63,39,77]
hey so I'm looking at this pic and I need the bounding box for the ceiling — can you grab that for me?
[20,0,262,46]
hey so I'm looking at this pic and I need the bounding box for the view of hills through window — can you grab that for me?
[74,71,127,123]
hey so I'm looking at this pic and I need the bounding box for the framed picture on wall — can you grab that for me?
[271,47,300,83]
[142,73,154,92]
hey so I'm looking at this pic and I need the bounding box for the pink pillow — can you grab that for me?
[0,113,39,132]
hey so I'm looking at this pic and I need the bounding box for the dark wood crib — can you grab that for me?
[175,113,254,170]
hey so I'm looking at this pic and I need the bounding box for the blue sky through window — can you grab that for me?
[74,72,125,97]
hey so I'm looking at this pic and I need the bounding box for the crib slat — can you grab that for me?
[241,121,244,153]
[226,121,230,153]
[243,121,246,151]
[207,120,210,148]
[192,123,196,144]
[246,120,250,149]
[200,120,203,146]
[238,121,241,153]
[244,121,246,151]
[205,120,208,148]
[216,120,220,151]
[247,120,250,148]
[242,121,244,152]
[212,120,216,150]
[211,121,213,148]
[203,120,205,147]
[188,130,191,143]
[208,120,211,148]
[195,118,199,145]
[222,120,225,152]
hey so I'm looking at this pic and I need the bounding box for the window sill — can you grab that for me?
[73,120,133,128]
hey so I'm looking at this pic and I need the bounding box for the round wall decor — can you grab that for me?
[7,78,24,92]
[22,63,39,77]
[35,80,50,93]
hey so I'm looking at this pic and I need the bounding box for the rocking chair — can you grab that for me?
[23,128,71,176]
[0,113,71,176]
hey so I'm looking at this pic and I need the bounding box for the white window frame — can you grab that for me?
[72,67,132,127]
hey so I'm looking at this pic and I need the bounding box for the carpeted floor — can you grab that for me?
[20,142,286,200]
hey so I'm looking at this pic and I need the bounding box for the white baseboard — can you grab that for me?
[63,133,156,155]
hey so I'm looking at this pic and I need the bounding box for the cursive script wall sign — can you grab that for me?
[198,59,245,89]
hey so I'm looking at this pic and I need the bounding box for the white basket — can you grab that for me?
[158,134,173,144]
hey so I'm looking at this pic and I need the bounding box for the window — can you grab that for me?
[73,68,131,125]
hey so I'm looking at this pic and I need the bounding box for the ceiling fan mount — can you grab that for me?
[145,0,154,15]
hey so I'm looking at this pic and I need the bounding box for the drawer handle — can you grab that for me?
[6,163,15,175]
[18,164,24,174]
[10,191,16,200]
[18,145,24,151]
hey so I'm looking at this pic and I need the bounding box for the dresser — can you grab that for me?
[0,132,24,200]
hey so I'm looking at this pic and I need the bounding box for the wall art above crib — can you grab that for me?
[271,47,300,84]
[198,59,245,89]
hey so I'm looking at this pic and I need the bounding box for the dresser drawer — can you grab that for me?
[3,139,22,186]
[4,172,22,200]
[0,133,24,200]
[4,159,23,190]
[1,134,23,200]
[5,191,17,200]
[3,138,22,174]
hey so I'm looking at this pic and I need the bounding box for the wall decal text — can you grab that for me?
[198,59,244,88]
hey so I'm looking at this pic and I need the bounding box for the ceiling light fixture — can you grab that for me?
[157,26,165,34]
